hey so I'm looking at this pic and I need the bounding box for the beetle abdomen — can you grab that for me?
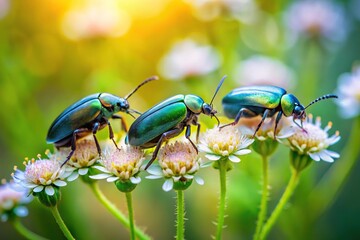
[47,99,102,143]
[128,102,187,146]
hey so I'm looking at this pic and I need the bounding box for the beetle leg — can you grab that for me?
[252,109,270,137]
[107,119,119,150]
[61,128,91,167]
[293,118,308,134]
[274,111,283,139]
[195,122,201,143]
[144,128,183,170]
[112,114,128,132]
[92,122,102,156]
[220,108,257,129]
[186,125,198,153]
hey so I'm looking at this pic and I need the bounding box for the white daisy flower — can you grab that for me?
[90,145,144,185]
[234,55,296,90]
[0,0,10,20]
[335,67,360,118]
[60,138,100,182]
[146,141,204,192]
[286,114,340,163]
[158,39,220,80]
[199,125,254,163]
[0,181,32,222]
[285,0,347,42]
[12,155,68,197]
[61,0,131,40]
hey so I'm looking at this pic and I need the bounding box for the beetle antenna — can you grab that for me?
[209,75,226,106]
[212,114,220,127]
[304,94,338,109]
[128,109,142,115]
[125,76,159,100]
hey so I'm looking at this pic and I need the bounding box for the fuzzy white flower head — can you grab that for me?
[158,39,220,80]
[90,145,144,184]
[286,114,340,162]
[146,141,204,192]
[239,116,296,141]
[184,0,258,23]
[0,181,32,222]
[12,155,68,196]
[285,0,347,42]
[62,0,131,40]
[0,0,10,20]
[199,125,254,163]
[234,55,295,89]
[60,138,99,181]
[335,67,360,118]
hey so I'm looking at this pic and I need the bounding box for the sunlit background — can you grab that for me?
[1,0,360,239]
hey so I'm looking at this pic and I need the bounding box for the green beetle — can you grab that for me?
[47,76,158,166]
[221,85,337,135]
[126,76,225,169]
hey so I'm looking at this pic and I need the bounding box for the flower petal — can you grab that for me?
[90,173,112,179]
[67,172,79,182]
[309,153,321,161]
[78,168,89,175]
[106,176,119,182]
[234,149,251,156]
[162,179,174,192]
[130,176,141,184]
[14,206,29,217]
[53,180,67,187]
[45,186,55,196]
[205,154,221,161]
[194,176,204,185]
[33,185,44,193]
[146,175,163,179]
[228,155,241,163]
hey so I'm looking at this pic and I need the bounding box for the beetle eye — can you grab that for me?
[293,105,304,118]
[203,104,212,115]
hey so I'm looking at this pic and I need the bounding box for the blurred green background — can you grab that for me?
[1,0,359,239]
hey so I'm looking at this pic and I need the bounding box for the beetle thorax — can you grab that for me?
[184,95,204,113]
[281,94,303,117]
[99,93,129,117]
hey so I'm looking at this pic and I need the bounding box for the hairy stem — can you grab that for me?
[254,156,269,240]
[260,169,300,240]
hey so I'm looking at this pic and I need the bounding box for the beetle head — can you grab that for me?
[202,103,220,126]
[114,99,130,112]
[293,103,306,121]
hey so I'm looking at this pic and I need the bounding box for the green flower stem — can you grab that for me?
[89,182,150,240]
[254,155,269,240]
[309,117,360,217]
[216,159,228,240]
[11,218,48,240]
[176,190,185,240]
[50,206,75,240]
[125,192,135,240]
[260,168,300,240]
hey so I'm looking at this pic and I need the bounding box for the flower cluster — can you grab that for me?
[285,0,347,42]
[91,145,144,192]
[199,125,253,163]
[147,141,204,192]
[158,39,220,80]
[0,181,32,222]
[12,155,68,197]
[62,138,100,181]
[335,67,360,118]
[286,114,340,169]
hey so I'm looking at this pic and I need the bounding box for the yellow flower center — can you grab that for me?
[158,142,199,177]
[25,160,60,184]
